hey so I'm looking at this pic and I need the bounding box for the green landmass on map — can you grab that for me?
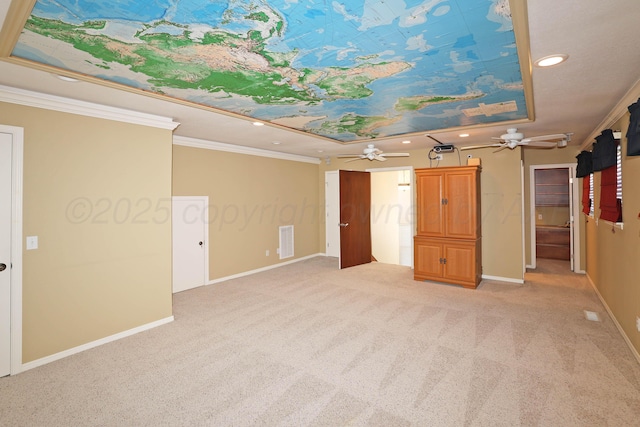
[319,113,402,138]
[23,13,412,105]
[395,93,485,112]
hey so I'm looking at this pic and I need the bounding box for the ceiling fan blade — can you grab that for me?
[493,145,510,153]
[523,133,567,143]
[344,157,364,162]
[521,141,557,148]
[336,154,363,158]
[380,153,410,157]
[373,154,387,161]
[460,144,502,150]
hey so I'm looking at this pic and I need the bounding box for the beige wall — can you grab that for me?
[319,147,525,281]
[585,112,640,355]
[172,145,321,280]
[1,102,173,363]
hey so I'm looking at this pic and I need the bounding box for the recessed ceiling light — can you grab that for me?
[534,54,568,67]
[317,150,324,153]
[459,133,469,137]
[272,141,281,145]
[402,140,411,144]
[55,75,79,82]
[252,121,265,126]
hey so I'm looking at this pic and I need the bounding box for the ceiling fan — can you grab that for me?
[461,128,569,151]
[337,144,410,162]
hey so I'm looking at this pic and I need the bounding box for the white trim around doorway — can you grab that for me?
[528,163,582,272]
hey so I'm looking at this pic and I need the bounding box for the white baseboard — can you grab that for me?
[586,274,640,365]
[19,316,174,373]
[208,253,325,285]
[481,274,524,284]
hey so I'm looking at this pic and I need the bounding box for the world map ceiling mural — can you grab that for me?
[12,0,528,143]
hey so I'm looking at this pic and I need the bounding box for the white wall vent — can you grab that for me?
[279,225,294,259]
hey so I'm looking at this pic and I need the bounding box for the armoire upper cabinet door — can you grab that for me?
[445,170,479,239]
[416,172,444,236]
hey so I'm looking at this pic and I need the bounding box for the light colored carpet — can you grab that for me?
[1,257,639,426]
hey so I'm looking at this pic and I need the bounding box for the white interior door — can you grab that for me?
[172,197,208,293]
[0,133,12,376]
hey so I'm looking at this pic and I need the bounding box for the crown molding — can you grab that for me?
[173,135,321,165]
[580,77,640,150]
[0,84,180,130]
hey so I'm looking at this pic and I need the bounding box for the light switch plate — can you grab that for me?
[26,236,38,250]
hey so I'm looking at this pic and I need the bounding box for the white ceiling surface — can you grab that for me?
[0,0,639,159]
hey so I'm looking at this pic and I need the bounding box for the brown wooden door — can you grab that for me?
[339,170,371,269]
[445,170,478,239]
[416,171,444,236]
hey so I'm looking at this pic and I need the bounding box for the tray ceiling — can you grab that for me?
[10,0,530,143]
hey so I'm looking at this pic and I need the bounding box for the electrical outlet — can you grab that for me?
[538,214,543,220]
[265,250,269,256]
[435,154,443,161]
[636,316,640,332]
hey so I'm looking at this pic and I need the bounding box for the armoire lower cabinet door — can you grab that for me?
[443,241,477,286]
[414,237,443,280]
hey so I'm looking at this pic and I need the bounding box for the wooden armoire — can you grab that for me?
[413,165,482,288]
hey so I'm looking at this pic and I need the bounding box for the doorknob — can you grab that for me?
[0,263,6,272]
[339,223,349,227]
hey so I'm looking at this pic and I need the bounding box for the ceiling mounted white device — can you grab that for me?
[337,144,410,162]
[460,128,569,152]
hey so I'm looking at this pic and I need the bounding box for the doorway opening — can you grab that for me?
[324,167,414,268]
[369,168,413,267]
[528,164,580,272]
